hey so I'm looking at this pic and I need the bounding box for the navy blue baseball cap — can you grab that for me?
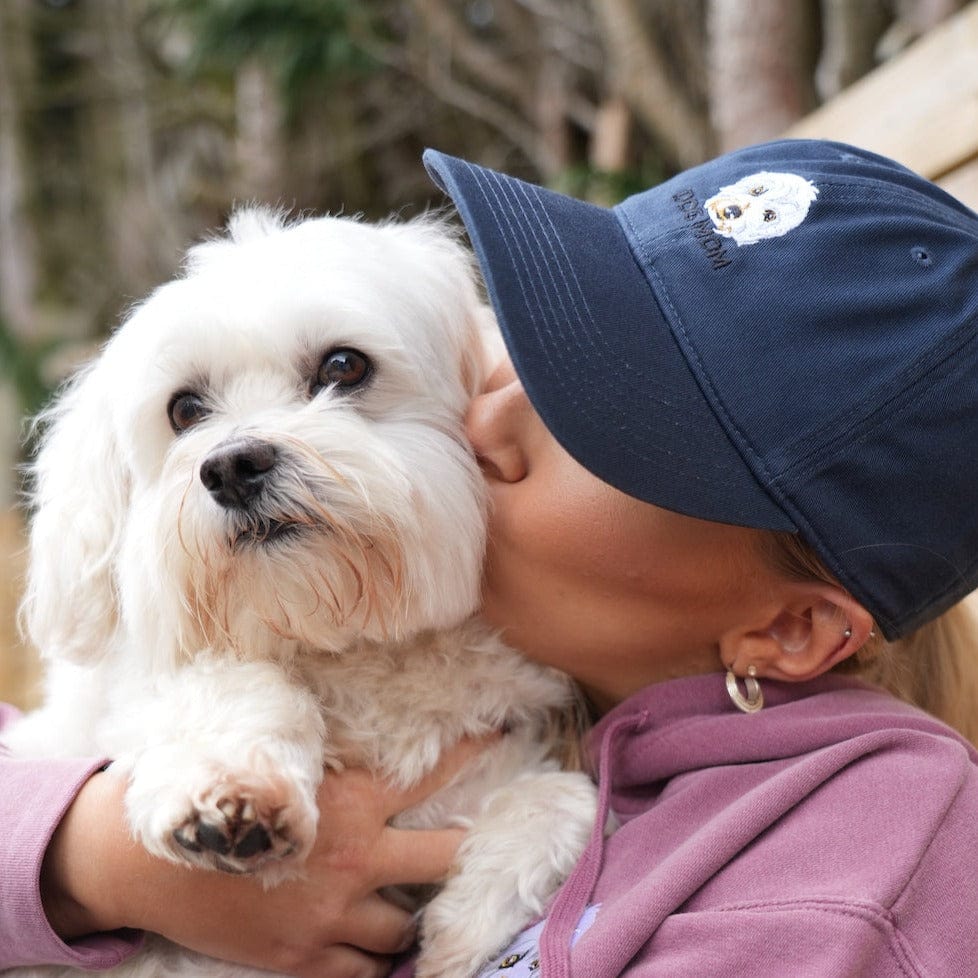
[424,139,978,640]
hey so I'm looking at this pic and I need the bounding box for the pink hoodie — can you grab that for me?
[0,703,141,970]
[409,673,978,977]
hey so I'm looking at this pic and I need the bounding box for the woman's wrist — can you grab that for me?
[39,769,133,940]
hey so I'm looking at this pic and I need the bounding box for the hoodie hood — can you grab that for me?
[538,671,976,978]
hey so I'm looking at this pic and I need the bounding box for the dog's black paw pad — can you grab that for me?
[196,820,234,855]
[170,786,297,873]
[234,822,271,858]
[172,797,279,869]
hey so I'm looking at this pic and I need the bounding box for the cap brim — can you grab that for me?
[424,149,794,531]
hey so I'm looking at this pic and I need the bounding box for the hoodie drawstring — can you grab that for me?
[538,710,649,978]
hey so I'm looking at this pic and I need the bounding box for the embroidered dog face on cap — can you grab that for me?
[705,171,818,246]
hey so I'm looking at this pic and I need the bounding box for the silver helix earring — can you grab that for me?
[843,628,852,639]
[726,664,764,714]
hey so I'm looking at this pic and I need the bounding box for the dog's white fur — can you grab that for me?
[2,209,596,978]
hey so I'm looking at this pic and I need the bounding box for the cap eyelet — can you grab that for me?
[911,246,932,267]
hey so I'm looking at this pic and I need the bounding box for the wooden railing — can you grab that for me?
[0,509,39,710]
[787,1,978,209]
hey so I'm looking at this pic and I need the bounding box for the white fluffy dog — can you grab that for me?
[2,209,597,978]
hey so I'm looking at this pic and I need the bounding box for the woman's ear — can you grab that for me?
[720,582,874,683]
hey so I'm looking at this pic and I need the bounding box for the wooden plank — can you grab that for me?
[787,1,978,181]
[0,509,41,710]
[939,155,978,210]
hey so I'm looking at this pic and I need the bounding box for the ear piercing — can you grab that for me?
[844,627,879,641]
[726,665,764,714]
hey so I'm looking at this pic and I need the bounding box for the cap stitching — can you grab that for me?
[622,206,783,492]
[472,166,753,486]
[517,182,732,442]
[776,328,978,631]
[471,166,567,375]
[778,311,978,483]
[512,177,744,456]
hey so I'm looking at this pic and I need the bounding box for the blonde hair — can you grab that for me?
[763,531,978,747]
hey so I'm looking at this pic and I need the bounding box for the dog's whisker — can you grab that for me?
[337,550,366,615]
[175,473,199,564]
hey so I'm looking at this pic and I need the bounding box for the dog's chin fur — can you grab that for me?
[2,208,597,978]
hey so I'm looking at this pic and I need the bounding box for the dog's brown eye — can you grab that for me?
[168,392,209,433]
[315,348,371,392]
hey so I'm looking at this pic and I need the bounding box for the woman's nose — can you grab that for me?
[465,366,530,484]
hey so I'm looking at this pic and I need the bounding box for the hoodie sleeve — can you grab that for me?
[0,702,143,970]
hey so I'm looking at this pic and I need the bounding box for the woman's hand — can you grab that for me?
[41,741,485,978]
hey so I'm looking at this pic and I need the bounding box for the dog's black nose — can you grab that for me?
[200,438,277,510]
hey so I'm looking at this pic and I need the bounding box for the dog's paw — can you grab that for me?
[171,784,302,873]
[125,750,319,881]
[415,769,598,978]
[415,919,513,978]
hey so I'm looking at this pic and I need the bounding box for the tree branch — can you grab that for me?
[587,0,714,168]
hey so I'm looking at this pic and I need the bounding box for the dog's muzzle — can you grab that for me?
[200,437,278,511]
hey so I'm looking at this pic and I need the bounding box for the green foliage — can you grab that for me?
[0,317,62,420]
[149,0,379,116]
[551,161,669,206]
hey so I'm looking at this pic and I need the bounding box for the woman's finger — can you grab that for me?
[337,892,418,956]
[295,945,392,978]
[372,825,466,887]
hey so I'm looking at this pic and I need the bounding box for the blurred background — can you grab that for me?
[1,0,974,708]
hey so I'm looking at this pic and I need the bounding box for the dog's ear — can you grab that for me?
[20,359,128,665]
[410,215,498,402]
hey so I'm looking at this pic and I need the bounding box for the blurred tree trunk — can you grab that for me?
[0,0,37,506]
[235,59,287,202]
[0,0,38,340]
[707,0,820,153]
[589,94,632,173]
[817,0,890,99]
[589,0,714,168]
[93,0,186,291]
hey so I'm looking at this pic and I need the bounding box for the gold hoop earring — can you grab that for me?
[726,665,764,714]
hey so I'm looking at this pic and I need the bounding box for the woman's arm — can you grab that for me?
[3,701,476,977]
[0,702,133,970]
[42,762,467,978]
